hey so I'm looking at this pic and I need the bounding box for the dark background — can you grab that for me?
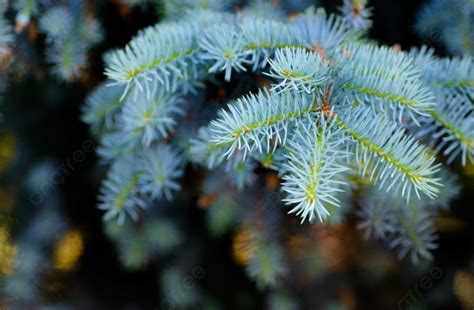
[2,0,472,309]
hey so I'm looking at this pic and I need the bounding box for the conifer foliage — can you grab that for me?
[1,0,474,304]
[80,0,474,271]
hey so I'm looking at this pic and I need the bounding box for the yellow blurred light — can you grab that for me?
[0,226,17,275]
[454,271,474,308]
[232,223,257,265]
[0,131,16,174]
[53,229,84,271]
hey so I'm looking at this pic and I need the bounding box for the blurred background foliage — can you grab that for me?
[0,0,473,309]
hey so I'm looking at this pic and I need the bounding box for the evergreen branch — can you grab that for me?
[98,156,146,224]
[225,158,257,191]
[199,24,252,81]
[97,131,140,161]
[139,144,184,200]
[357,190,395,240]
[338,44,435,124]
[119,89,184,146]
[209,90,318,158]
[281,118,350,223]
[246,241,286,289]
[405,46,436,70]
[426,167,460,210]
[339,0,373,32]
[335,105,441,200]
[295,7,359,52]
[189,126,229,168]
[389,206,438,263]
[46,35,87,81]
[105,10,228,99]
[82,82,124,135]
[105,8,355,95]
[357,187,439,263]
[75,0,471,264]
[238,16,303,71]
[38,7,73,42]
[266,47,330,94]
[37,4,104,81]
[420,56,474,89]
[417,90,474,165]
